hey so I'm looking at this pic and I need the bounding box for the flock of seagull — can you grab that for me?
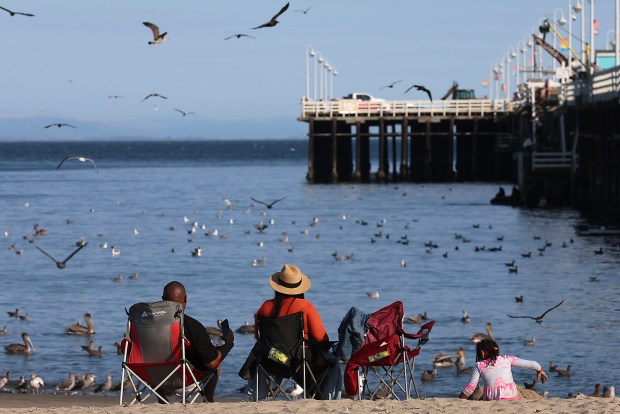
[1,154,614,399]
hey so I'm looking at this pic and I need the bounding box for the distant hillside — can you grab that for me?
[0,116,306,140]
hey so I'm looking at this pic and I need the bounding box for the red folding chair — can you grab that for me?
[119,300,214,405]
[343,301,434,400]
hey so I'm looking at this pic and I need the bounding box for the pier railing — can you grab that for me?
[565,65,620,105]
[532,152,576,170]
[300,99,512,119]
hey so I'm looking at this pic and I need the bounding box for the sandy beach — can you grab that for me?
[0,394,618,414]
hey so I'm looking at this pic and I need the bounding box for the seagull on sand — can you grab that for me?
[0,6,34,17]
[224,33,255,40]
[380,80,402,90]
[141,93,167,102]
[405,84,433,102]
[253,2,290,29]
[143,22,167,45]
[251,196,286,209]
[174,108,196,117]
[44,123,76,129]
[32,241,88,269]
[507,300,564,324]
[57,156,98,173]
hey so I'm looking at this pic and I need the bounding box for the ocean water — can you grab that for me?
[0,140,618,400]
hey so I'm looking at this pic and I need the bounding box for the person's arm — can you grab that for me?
[205,330,234,370]
[509,356,547,384]
[305,302,329,342]
[458,366,480,399]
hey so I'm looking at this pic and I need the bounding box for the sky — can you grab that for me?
[0,0,617,139]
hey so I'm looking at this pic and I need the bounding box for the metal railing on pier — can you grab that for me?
[300,99,513,119]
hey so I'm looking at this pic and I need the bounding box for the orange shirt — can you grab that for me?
[255,297,329,342]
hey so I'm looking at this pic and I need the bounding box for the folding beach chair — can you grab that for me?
[239,311,339,401]
[119,300,215,405]
[342,301,435,400]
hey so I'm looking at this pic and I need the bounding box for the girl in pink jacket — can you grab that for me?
[459,339,548,400]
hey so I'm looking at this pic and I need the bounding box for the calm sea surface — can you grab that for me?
[0,140,618,399]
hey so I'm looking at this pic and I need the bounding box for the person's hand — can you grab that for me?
[536,369,548,384]
[224,330,234,347]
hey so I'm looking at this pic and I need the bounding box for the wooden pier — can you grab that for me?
[298,67,620,221]
[299,99,515,183]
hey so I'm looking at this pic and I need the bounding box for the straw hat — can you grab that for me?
[269,264,311,295]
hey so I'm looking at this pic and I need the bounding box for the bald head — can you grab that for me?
[163,281,187,309]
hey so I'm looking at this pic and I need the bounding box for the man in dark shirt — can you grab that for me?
[162,281,234,402]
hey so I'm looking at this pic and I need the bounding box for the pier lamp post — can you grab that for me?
[553,8,568,71]
[499,61,505,99]
[607,29,616,49]
[508,47,518,95]
[518,39,528,85]
[306,44,316,100]
[589,0,595,70]
[616,0,620,67]
[573,1,586,66]
[317,55,324,100]
[504,52,513,99]
[325,63,332,100]
[330,68,338,100]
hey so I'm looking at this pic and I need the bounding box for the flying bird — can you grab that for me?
[57,156,98,173]
[174,108,196,117]
[143,22,167,45]
[0,6,34,17]
[33,242,88,269]
[507,300,564,324]
[224,33,255,40]
[107,95,125,99]
[141,93,167,102]
[405,84,433,101]
[294,7,312,14]
[253,2,290,29]
[251,196,286,209]
[44,123,76,129]
[380,80,402,90]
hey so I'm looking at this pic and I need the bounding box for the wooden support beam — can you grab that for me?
[425,120,432,180]
[331,119,338,182]
[307,120,315,182]
[400,118,409,181]
[377,119,387,181]
[354,122,362,182]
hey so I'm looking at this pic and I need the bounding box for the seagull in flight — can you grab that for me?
[294,7,312,15]
[253,2,290,29]
[507,300,564,324]
[57,156,99,173]
[251,197,286,209]
[32,241,88,269]
[380,80,402,90]
[405,84,433,102]
[174,108,196,117]
[143,22,167,45]
[141,93,167,103]
[107,95,125,99]
[45,123,76,129]
[0,6,34,17]
[224,33,255,40]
